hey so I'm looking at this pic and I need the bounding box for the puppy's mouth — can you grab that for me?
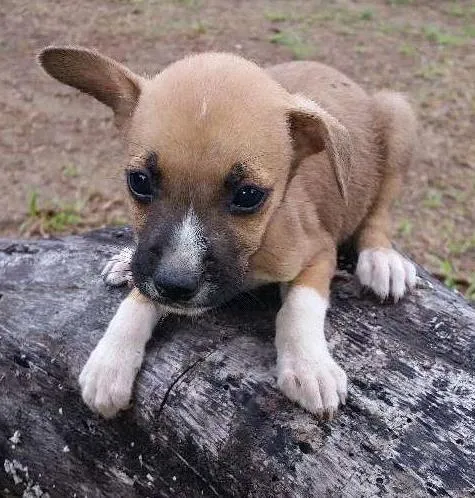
[135,278,214,316]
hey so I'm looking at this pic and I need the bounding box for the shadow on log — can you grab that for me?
[0,228,474,497]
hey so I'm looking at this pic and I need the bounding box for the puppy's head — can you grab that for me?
[39,47,350,313]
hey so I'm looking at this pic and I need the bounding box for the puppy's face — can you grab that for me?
[127,152,280,312]
[126,58,294,311]
[39,48,350,312]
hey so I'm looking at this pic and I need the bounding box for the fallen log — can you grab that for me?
[0,228,474,497]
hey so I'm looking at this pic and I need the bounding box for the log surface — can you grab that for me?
[0,228,474,498]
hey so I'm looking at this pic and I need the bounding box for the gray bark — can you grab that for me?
[0,228,474,498]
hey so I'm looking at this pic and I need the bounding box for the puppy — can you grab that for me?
[39,47,417,420]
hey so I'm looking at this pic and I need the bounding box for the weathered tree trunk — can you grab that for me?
[0,228,474,497]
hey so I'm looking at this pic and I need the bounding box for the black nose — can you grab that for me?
[153,268,199,302]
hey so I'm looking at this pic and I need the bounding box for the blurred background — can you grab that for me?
[1,0,474,298]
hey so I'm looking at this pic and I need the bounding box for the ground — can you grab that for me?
[1,0,474,298]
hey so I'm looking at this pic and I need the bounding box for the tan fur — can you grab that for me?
[293,248,336,299]
[38,46,417,310]
[39,47,143,128]
[39,47,417,419]
[40,47,417,293]
[356,91,417,252]
[251,62,416,287]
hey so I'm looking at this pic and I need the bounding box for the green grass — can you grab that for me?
[355,43,368,54]
[62,164,79,178]
[415,63,448,81]
[465,277,475,301]
[438,259,458,289]
[360,9,374,21]
[310,8,352,24]
[334,25,358,37]
[269,31,315,59]
[111,216,128,226]
[446,4,475,18]
[387,0,414,5]
[463,25,475,38]
[377,21,409,35]
[448,5,465,18]
[429,253,475,301]
[422,25,466,46]
[175,0,198,6]
[397,219,413,237]
[190,19,207,35]
[265,11,289,22]
[46,210,81,231]
[399,42,416,56]
[23,192,82,234]
[448,234,475,256]
[423,189,443,209]
[28,191,40,218]
[446,187,467,203]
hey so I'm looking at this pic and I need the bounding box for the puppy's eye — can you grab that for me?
[127,170,153,203]
[230,185,268,214]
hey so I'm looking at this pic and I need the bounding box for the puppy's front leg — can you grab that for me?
[79,288,163,418]
[276,254,347,420]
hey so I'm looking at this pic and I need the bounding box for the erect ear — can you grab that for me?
[287,95,352,203]
[38,46,144,127]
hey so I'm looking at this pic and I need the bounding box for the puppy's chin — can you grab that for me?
[154,302,210,317]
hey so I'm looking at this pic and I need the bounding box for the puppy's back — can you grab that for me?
[267,61,384,240]
[266,61,370,123]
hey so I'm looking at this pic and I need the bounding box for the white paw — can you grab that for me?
[101,247,134,287]
[79,337,142,418]
[356,248,416,302]
[277,352,347,420]
[79,294,159,418]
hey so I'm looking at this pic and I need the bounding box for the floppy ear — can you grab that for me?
[38,46,144,127]
[287,95,352,203]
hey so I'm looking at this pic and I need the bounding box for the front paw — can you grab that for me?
[79,339,140,418]
[101,246,134,287]
[356,248,416,302]
[277,353,347,420]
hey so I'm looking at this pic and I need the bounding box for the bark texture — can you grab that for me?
[0,228,474,497]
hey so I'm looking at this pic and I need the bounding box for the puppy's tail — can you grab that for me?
[372,91,418,176]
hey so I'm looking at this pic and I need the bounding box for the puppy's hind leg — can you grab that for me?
[356,92,417,302]
[101,246,135,287]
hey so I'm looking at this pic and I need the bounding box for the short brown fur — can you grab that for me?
[39,47,418,419]
[39,49,417,292]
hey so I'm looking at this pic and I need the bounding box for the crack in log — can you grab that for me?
[157,351,214,418]
[153,351,222,495]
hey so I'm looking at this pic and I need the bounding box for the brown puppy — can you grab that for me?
[39,47,417,420]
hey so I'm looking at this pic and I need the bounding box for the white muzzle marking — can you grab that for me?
[166,207,206,275]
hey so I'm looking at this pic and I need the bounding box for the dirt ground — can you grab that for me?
[1,0,474,298]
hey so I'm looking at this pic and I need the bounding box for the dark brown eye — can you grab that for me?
[127,170,153,203]
[230,185,268,214]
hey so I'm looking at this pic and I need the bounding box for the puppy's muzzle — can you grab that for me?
[153,266,199,302]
